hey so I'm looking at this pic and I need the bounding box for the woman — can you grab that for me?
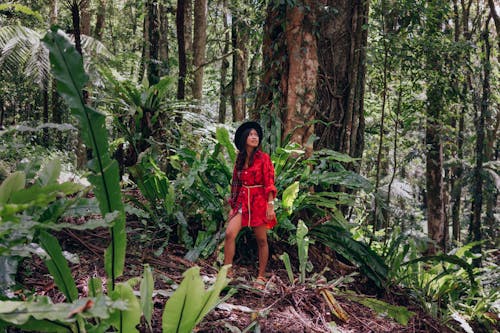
[224,121,277,289]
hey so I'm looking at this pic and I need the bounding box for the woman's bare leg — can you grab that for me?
[224,213,242,268]
[253,225,268,278]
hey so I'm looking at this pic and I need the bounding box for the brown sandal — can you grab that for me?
[253,276,267,290]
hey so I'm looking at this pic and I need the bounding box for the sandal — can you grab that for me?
[253,276,267,290]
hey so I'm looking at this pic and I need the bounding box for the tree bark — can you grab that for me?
[231,13,249,121]
[176,0,187,100]
[314,0,369,165]
[138,6,150,83]
[192,0,207,105]
[80,0,91,36]
[256,0,318,151]
[282,2,318,152]
[425,1,446,254]
[218,0,230,123]
[148,0,161,85]
[469,20,491,265]
[94,0,106,40]
[159,2,170,75]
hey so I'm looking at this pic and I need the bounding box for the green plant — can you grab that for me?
[43,27,126,291]
[162,265,230,333]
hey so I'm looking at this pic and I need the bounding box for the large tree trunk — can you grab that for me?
[148,0,160,85]
[94,0,106,40]
[218,0,230,123]
[314,0,369,164]
[231,13,249,121]
[192,0,207,105]
[256,0,318,150]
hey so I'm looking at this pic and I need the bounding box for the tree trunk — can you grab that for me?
[256,0,318,151]
[184,0,193,97]
[138,7,150,83]
[231,13,249,121]
[70,0,87,168]
[176,0,187,100]
[192,0,207,105]
[80,0,91,36]
[159,2,170,75]
[282,2,318,152]
[94,0,106,40]
[450,0,463,243]
[314,0,369,164]
[0,97,4,129]
[218,0,230,123]
[469,20,491,265]
[71,0,83,55]
[425,1,446,254]
[148,0,161,85]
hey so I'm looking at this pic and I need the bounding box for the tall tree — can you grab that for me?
[159,1,170,75]
[192,0,207,104]
[94,0,106,40]
[424,1,447,253]
[231,11,249,121]
[314,0,369,164]
[176,0,187,99]
[218,0,230,123]
[256,0,318,151]
[80,0,91,36]
[148,0,160,85]
[469,17,491,265]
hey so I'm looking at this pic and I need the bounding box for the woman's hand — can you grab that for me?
[266,203,275,220]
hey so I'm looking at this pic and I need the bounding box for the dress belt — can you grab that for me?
[242,185,264,227]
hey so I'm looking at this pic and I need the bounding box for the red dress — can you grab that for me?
[228,150,277,228]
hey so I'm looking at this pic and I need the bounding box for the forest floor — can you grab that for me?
[17,219,456,333]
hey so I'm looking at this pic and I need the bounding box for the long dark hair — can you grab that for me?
[235,128,260,170]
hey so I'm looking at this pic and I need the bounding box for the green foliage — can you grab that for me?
[0,4,43,22]
[296,220,310,284]
[42,27,126,289]
[109,282,142,333]
[0,160,84,295]
[38,231,78,303]
[311,223,389,289]
[0,295,126,332]
[140,264,154,331]
[346,294,415,326]
[162,265,230,333]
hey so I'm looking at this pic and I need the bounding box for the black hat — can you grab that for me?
[234,121,263,150]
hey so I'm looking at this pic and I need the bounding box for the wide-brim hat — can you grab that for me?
[234,121,263,150]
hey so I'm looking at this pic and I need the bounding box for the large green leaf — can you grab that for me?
[42,27,126,288]
[162,266,229,333]
[216,127,236,164]
[38,231,78,303]
[296,220,310,283]
[282,181,299,215]
[140,264,154,331]
[0,172,25,205]
[0,296,123,331]
[109,283,141,333]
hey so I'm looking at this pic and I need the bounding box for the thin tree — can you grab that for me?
[192,0,207,107]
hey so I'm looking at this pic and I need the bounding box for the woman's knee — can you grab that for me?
[225,228,238,241]
[255,234,268,248]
